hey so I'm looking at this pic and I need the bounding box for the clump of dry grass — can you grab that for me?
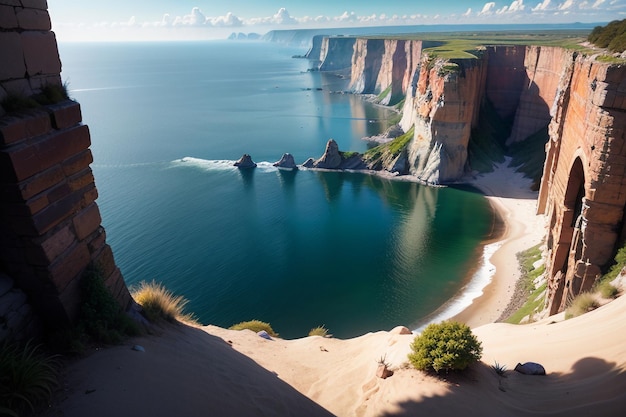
[229,320,279,337]
[565,292,600,319]
[308,325,330,337]
[132,281,197,324]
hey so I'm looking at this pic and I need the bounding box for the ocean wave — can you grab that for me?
[413,241,503,333]
[171,157,280,173]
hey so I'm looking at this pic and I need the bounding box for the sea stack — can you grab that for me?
[312,139,342,169]
[273,153,298,170]
[234,154,257,168]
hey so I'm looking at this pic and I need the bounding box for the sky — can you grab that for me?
[48,0,625,42]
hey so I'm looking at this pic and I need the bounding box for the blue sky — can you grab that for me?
[49,0,624,41]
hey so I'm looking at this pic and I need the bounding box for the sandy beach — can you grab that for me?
[45,161,626,417]
[450,159,547,328]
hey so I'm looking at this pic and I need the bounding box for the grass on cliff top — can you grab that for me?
[368,30,592,59]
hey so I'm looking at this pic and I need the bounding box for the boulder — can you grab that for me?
[302,158,315,168]
[514,362,546,375]
[390,326,412,335]
[273,153,298,170]
[376,364,394,379]
[234,154,257,168]
[257,330,272,340]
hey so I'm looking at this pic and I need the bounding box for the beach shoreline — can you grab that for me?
[449,159,546,328]
[301,158,545,331]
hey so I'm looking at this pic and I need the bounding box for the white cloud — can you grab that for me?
[592,0,607,7]
[558,0,575,10]
[335,11,359,23]
[463,8,472,16]
[272,8,297,25]
[510,0,527,11]
[480,2,497,14]
[533,0,552,11]
[209,12,243,27]
[497,0,526,14]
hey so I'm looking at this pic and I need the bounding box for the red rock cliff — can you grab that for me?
[400,57,486,183]
[348,39,422,104]
[342,38,626,312]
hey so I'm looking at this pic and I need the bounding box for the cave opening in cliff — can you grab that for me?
[549,157,586,312]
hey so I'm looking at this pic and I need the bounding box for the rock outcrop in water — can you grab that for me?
[273,153,298,170]
[234,154,257,168]
[302,139,366,170]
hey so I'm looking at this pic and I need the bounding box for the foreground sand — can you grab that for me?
[48,162,626,416]
[50,295,626,417]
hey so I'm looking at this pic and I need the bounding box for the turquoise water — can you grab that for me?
[58,41,494,338]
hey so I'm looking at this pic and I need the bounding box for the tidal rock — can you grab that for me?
[302,158,315,168]
[234,154,257,168]
[273,153,298,170]
[514,362,546,375]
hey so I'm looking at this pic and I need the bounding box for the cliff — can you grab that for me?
[315,36,626,312]
[318,37,355,72]
[400,57,486,183]
[348,39,423,105]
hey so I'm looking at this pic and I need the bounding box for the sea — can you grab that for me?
[57,40,495,339]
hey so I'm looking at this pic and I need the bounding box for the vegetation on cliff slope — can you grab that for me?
[0,83,69,114]
[503,244,547,324]
[363,127,414,170]
[588,19,626,53]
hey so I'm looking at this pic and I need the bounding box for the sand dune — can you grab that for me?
[47,162,626,416]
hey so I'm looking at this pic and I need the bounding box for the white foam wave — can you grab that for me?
[413,241,503,333]
[171,157,279,173]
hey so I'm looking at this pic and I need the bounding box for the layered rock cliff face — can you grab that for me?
[400,58,487,183]
[318,37,355,71]
[538,57,626,313]
[348,39,422,105]
[318,36,626,313]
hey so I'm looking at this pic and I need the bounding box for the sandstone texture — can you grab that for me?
[0,3,131,339]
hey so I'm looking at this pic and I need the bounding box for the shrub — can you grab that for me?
[597,280,619,299]
[229,320,279,337]
[308,325,329,337]
[408,321,482,373]
[131,281,196,324]
[565,292,600,319]
[491,360,507,377]
[80,267,139,345]
[0,341,58,416]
